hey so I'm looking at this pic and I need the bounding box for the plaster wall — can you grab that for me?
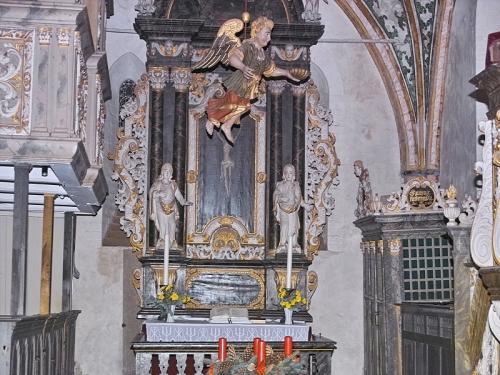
[310,3,401,374]
[440,0,477,200]
[0,213,65,316]
[475,0,500,122]
[73,213,125,375]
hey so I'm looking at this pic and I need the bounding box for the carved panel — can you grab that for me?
[110,74,150,254]
[0,29,34,135]
[304,81,340,258]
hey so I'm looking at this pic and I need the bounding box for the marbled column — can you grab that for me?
[383,238,403,375]
[171,68,191,249]
[11,163,31,316]
[447,226,473,375]
[267,81,287,253]
[148,66,168,248]
[292,84,307,249]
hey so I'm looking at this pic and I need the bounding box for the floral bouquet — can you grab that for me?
[277,288,307,311]
[154,284,192,321]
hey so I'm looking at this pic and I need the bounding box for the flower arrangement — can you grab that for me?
[208,343,305,375]
[154,284,191,321]
[277,288,307,311]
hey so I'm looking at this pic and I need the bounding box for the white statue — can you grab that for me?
[149,163,191,249]
[273,164,305,250]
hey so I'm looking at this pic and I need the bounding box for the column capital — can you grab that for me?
[267,80,287,95]
[291,83,307,97]
[148,66,169,92]
[171,67,192,92]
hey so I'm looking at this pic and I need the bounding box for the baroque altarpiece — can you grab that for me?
[111,0,339,321]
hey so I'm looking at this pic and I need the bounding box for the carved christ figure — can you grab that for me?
[193,17,300,143]
[149,163,191,249]
[274,164,305,250]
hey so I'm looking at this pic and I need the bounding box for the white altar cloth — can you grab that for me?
[145,321,310,342]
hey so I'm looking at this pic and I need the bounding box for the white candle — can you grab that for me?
[163,235,170,285]
[286,236,293,289]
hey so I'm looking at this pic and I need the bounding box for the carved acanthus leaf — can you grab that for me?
[110,74,149,253]
[305,81,340,258]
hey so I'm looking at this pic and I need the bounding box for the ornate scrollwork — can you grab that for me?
[0,28,33,135]
[149,41,189,58]
[471,120,495,267]
[306,271,318,309]
[110,74,149,253]
[74,31,88,141]
[132,268,143,306]
[135,0,156,15]
[304,81,340,258]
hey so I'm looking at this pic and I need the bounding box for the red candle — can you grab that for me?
[218,337,227,361]
[257,340,266,367]
[253,337,261,355]
[284,336,293,357]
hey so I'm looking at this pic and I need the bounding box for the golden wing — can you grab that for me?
[192,18,244,70]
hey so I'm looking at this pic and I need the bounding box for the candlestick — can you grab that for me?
[253,337,261,355]
[163,235,170,285]
[284,336,293,356]
[218,337,227,361]
[257,340,266,367]
[286,236,293,289]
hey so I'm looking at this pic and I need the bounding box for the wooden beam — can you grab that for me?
[40,194,55,315]
[10,163,31,316]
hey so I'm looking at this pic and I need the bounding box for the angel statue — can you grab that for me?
[193,16,300,144]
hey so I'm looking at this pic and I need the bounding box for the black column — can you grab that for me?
[171,68,191,249]
[11,163,31,315]
[266,81,286,253]
[292,85,306,249]
[148,67,168,248]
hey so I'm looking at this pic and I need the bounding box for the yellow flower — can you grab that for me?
[182,296,192,304]
[170,292,179,301]
[157,292,165,301]
[302,298,307,304]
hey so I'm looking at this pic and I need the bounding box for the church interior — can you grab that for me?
[1,0,500,374]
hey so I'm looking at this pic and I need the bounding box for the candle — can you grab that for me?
[284,336,293,356]
[163,234,170,285]
[253,337,261,355]
[257,340,266,367]
[218,337,227,361]
[286,236,293,289]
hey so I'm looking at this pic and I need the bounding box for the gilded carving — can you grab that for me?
[38,27,51,45]
[152,266,178,287]
[56,28,70,46]
[306,271,318,309]
[186,170,198,183]
[171,67,191,92]
[271,45,307,62]
[218,216,234,226]
[149,40,189,58]
[388,239,401,254]
[274,269,301,291]
[212,227,240,252]
[256,172,266,183]
[0,28,33,135]
[305,82,340,258]
[110,74,149,253]
[132,268,143,306]
[148,66,168,92]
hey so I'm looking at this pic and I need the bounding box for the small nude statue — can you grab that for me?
[273,164,306,251]
[149,163,191,249]
[353,160,373,219]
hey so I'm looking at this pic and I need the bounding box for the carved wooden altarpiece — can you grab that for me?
[112,0,339,321]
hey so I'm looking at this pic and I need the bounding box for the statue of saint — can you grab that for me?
[193,17,301,144]
[353,160,373,219]
[149,163,191,249]
[273,164,305,250]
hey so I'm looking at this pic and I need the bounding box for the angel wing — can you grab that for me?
[192,18,244,71]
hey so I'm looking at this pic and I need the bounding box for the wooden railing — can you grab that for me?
[0,311,80,375]
[132,334,336,375]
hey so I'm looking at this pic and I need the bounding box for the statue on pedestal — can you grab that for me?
[193,17,301,144]
[149,163,191,249]
[353,160,373,219]
[274,164,305,251]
